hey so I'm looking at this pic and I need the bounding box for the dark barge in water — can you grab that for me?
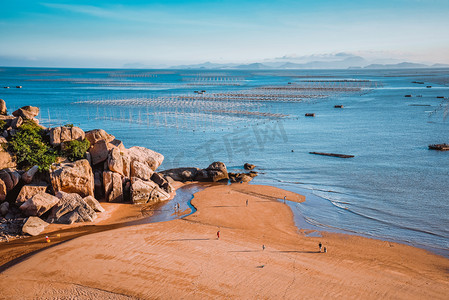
[309,152,354,158]
[428,144,449,151]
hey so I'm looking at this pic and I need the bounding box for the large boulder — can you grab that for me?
[108,147,130,177]
[130,160,154,181]
[49,159,94,197]
[128,146,164,171]
[19,192,59,216]
[83,195,105,213]
[151,172,173,193]
[12,106,39,120]
[160,167,200,182]
[103,171,123,203]
[0,147,16,170]
[206,162,229,182]
[16,183,48,205]
[89,140,109,165]
[11,116,23,129]
[85,129,115,145]
[49,126,85,147]
[130,177,170,205]
[21,165,39,184]
[0,179,6,202]
[0,99,6,115]
[22,216,48,236]
[0,168,20,192]
[244,163,256,170]
[48,191,97,224]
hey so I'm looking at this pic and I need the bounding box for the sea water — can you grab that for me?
[1,67,448,256]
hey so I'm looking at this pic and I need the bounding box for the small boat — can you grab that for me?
[428,144,449,151]
[16,86,22,88]
[436,96,445,99]
[310,152,354,158]
[3,86,9,89]
[426,86,432,88]
[334,105,344,108]
[305,113,315,117]
[404,95,412,97]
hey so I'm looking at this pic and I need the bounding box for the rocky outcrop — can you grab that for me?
[21,165,39,184]
[89,140,109,165]
[0,99,7,115]
[49,126,85,147]
[12,106,39,120]
[103,171,123,203]
[206,162,229,182]
[160,167,200,182]
[244,163,256,170]
[108,147,130,177]
[229,173,255,183]
[48,191,97,224]
[93,170,104,199]
[83,195,105,213]
[85,129,115,146]
[22,216,48,236]
[0,147,16,170]
[11,116,23,129]
[130,160,154,181]
[130,177,170,205]
[16,183,48,205]
[49,159,94,197]
[151,172,173,193]
[128,146,164,171]
[0,169,20,192]
[19,192,59,217]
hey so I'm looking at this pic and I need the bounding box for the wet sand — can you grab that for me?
[0,184,448,299]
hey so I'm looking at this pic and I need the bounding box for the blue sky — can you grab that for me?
[1,0,449,67]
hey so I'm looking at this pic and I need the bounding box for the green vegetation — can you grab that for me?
[64,123,74,128]
[62,139,90,161]
[8,120,56,172]
[0,119,6,131]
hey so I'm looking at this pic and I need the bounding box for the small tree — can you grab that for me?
[62,139,90,161]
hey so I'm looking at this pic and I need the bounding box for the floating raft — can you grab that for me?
[334,105,344,108]
[305,113,315,117]
[428,144,449,151]
[310,152,354,158]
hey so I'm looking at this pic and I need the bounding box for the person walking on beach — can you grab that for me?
[246,199,248,207]
[177,203,180,211]
[284,196,286,204]
[319,242,322,252]
[324,247,327,253]
[217,230,220,240]
[262,244,265,251]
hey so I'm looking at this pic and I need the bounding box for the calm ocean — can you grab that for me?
[1,67,448,255]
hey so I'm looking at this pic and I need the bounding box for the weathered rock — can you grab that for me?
[0,201,9,216]
[103,171,123,203]
[206,162,229,182]
[21,165,39,184]
[151,172,173,193]
[49,159,94,197]
[83,195,105,213]
[11,116,23,129]
[108,147,130,177]
[0,148,17,169]
[160,167,199,182]
[130,177,170,205]
[128,146,164,171]
[12,106,39,120]
[19,192,59,216]
[109,139,126,151]
[0,99,6,115]
[0,168,20,192]
[244,163,256,170]
[49,126,85,147]
[130,160,154,181]
[48,191,97,224]
[229,173,253,183]
[89,140,109,165]
[0,179,6,202]
[22,216,48,236]
[16,183,48,205]
[85,129,115,146]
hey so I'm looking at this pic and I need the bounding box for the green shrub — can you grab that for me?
[62,139,90,161]
[64,123,74,128]
[0,119,6,130]
[8,120,56,172]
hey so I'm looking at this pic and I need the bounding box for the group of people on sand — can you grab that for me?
[318,242,327,253]
[173,203,180,213]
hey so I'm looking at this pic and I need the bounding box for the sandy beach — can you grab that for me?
[0,183,448,299]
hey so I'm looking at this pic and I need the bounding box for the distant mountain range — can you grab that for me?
[170,58,449,70]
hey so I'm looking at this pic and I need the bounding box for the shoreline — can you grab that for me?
[0,183,447,299]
